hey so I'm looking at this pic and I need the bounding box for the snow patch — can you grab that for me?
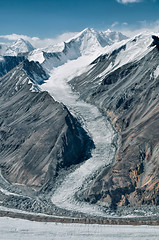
[0,187,20,197]
[0,56,4,62]
[154,66,159,78]
[28,49,45,64]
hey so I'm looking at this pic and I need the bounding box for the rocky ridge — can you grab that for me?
[69,34,159,208]
[1,29,159,219]
[0,58,92,189]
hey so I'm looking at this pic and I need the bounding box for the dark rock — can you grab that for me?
[151,35,159,50]
[23,60,49,85]
[110,44,126,57]
[0,56,25,77]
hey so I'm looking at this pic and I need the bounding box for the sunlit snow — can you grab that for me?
[154,66,159,79]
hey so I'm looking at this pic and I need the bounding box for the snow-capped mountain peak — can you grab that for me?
[7,38,34,56]
[0,38,34,56]
[68,27,96,40]
[28,28,128,70]
[65,27,128,55]
[13,38,34,52]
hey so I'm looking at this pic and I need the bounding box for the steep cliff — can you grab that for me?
[0,60,92,188]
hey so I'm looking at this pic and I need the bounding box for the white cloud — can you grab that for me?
[122,22,128,26]
[111,21,119,28]
[118,20,159,37]
[0,32,78,48]
[116,0,141,4]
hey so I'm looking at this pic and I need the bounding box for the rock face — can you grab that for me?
[70,35,159,207]
[0,60,92,188]
[151,35,159,50]
[0,56,25,77]
[22,59,49,85]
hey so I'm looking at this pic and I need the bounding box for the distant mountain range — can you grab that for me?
[1,28,159,219]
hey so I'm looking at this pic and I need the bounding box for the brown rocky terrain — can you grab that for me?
[1,33,159,218]
[70,35,159,208]
[1,209,159,225]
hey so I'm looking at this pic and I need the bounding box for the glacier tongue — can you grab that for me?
[41,56,117,216]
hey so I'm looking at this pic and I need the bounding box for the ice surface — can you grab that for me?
[1,217,159,240]
[41,56,117,216]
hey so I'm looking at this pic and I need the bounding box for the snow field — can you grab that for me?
[0,217,159,240]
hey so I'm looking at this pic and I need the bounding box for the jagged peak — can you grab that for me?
[14,38,27,43]
[66,27,127,43]
[105,29,112,33]
[80,27,96,34]
[13,38,34,50]
[67,28,97,42]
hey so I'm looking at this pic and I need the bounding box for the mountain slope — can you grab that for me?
[69,33,159,207]
[2,27,159,217]
[0,56,25,77]
[0,60,92,188]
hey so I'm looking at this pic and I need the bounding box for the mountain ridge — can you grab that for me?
[28,28,128,70]
[0,59,93,189]
[69,33,159,208]
[1,28,159,218]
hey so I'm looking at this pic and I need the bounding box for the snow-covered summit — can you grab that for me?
[28,28,128,70]
[67,27,127,54]
[43,27,127,56]
[12,38,34,53]
[0,38,34,56]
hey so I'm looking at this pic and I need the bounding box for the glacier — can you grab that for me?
[41,54,118,216]
[1,28,159,219]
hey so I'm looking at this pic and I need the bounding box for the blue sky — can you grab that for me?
[0,0,159,44]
